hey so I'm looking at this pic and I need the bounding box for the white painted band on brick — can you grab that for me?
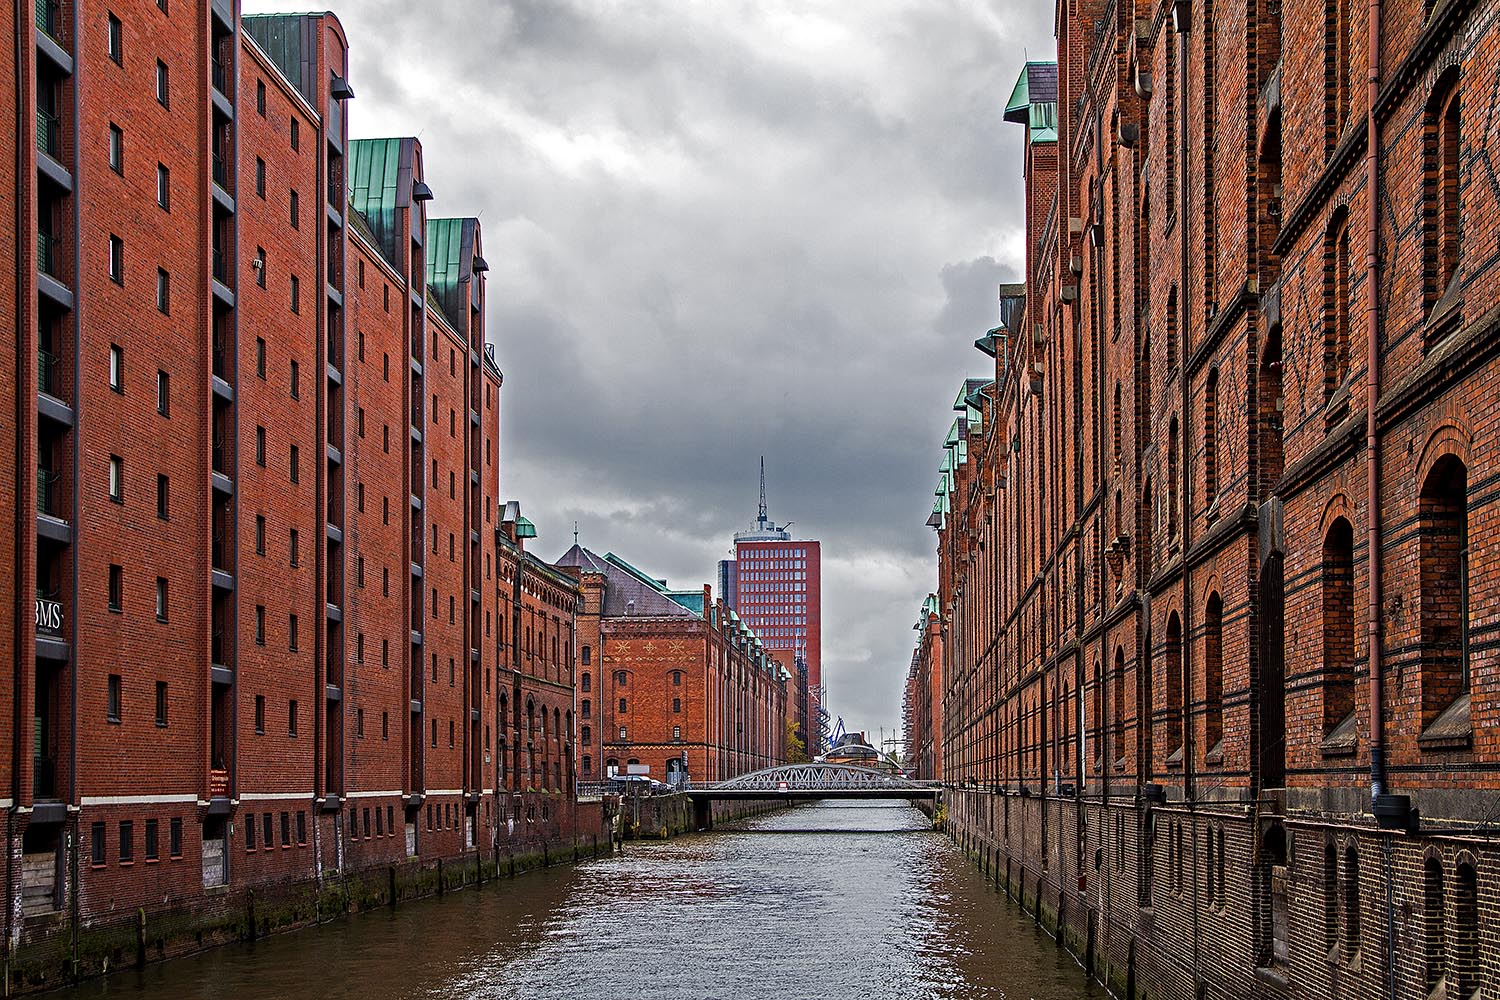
[482,788,495,795]
[237,792,314,802]
[0,798,12,809]
[80,794,198,806]
[425,789,464,797]
[344,789,403,799]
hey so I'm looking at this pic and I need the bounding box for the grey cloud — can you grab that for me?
[247,0,1054,739]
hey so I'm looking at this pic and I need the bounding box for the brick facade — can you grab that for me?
[1,4,590,987]
[922,2,1500,998]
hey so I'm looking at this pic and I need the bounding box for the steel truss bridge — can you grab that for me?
[686,763,941,801]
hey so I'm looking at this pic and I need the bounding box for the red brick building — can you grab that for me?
[932,3,1500,998]
[0,5,591,985]
[901,596,942,781]
[557,545,788,784]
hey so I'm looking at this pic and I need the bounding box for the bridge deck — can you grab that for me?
[687,788,938,800]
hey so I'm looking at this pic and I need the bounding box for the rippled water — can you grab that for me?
[57,801,1100,1000]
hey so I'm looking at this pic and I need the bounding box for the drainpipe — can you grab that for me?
[1363,0,1385,806]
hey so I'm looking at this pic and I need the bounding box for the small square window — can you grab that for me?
[155,60,169,108]
[156,474,169,519]
[155,681,168,727]
[109,125,123,173]
[106,14,122,63]
[108,454,123,502]
[156,370,169,415]
[156,163,170,210]
[107,564,123,611]
[107,674,122,721]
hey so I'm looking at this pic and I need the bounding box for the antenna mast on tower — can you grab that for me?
[758,456,768,527]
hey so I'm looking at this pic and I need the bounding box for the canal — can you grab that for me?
[54,801,1100,999]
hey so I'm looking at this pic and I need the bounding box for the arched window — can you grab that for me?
[581,754,592,775]
[565,710,573,740]
[605,757,618,777]
[581,645,591,665]
[1167,417,1180,540]
[1165,612,1184,762]
[1424,70,1462,313]
[1324,209,1352,397]
[615,670,627,687]
[1343,844,1362,957]
[1092,659,1104,775]
[1204,593,1224,757]
[671,670,682,686]
[580,672,590,693]
[526,700,535,738]
[1112,647,1126,770]
[1419,455,1469,729]
[1204,369,1219,503]
[1141,477,1155,579]
[1324,842,1340,950]
[1455,862,1479,997]
[1424,856,1446,991]
[1323,518,1356,736]
[553,708,561,741]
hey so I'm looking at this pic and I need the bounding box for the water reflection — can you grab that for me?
[57,801,1100,1000]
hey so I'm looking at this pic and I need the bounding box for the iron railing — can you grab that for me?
[37,348,60,397]
[36,107,59,159]
[36,231,57,278]
[211,152,228,191]
[33,754,57,798]
[36,469,60,517]
[34,0,58,40]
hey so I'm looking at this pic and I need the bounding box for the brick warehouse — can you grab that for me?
[0,4,599,989]
[912,1,1500,998]
[557,545,789,785]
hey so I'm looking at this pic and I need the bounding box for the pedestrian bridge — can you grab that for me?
[686,763,942,801]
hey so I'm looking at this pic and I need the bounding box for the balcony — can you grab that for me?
[212,152,228,191]
[37,231,58,278]
[37,348,60,397]
[32,754,57,799]
[34,0,58,41]
[36,469,62,519]
[211,58,228,97]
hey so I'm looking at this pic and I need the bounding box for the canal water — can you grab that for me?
[55,801,1100,999]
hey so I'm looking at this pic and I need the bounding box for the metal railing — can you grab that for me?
[211,247,227,285]
[211,59,228,96]
[36,107,59,159]
[33,754,57,798]
[211,152,228,191]
[35,0,59,40]
[36,231,57,278]
[36,469,60,517]
[37,348,60,397]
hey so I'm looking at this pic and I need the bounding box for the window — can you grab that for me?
[155,681,168,726]
[255,515,266,554]
[1343,845,1362,957]
[672,670,682,686]
[255,426,266,467]
[1455,862,1480,998]
[108,343,123,390]
[109,235,124,284]
[581,726,591,743]
[156,474,168,520]
[155,577,167,621]
[356,708,364,738]
[91,822,105,866]
[1419,455,1469,731]
[619,698,627,714]
[382,712,389,740]
[262,813,273,848]
[156,163,170,210]
[256,79,266,115]
[1204,369,1218,503]
[108,455,123,502]
[619,726,627,740]
[155,60,169,107]
[289,614,298,651]
[1329,0,1353,141]
[108,564,123,611]
[1165,612,1184,761]
[581,699,590,719]
[1325,210,1352,396]
[290,117,300,151]
[107,674,122,721]
[255,157,266,198]
[288,700,298,737]
[157,268,170,313]
[290,274,300,313]
[281,812,290,847]
[673,726,681,741]
[156,370,170,416]
[290,528,299,567]
[290,189,299,229]
[672,698,681,713]
[615,671,627,687]
[290,359,299,399]
[1322,520,1356,738]
[246,813,257,849]
[582,645,592,666]
[581,673,590,693]
[109,124,123,173]
[290,444,299,483]
[255,337,267,378]
[255,604,265,644]
[1424,71,1462,314]
[1424,856,1446,992]
[169,817,182,857]
[255,695,265,733]
[106,13,122,63]
[1204,593,1224,756]
[144,819,158,861]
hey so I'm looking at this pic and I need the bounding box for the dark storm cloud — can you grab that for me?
[248,0,1054,739]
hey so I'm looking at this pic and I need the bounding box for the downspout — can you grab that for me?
[1363,0,1384,805]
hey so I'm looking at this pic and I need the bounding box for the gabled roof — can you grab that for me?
[348,138,410,270]
[553,544,696,619]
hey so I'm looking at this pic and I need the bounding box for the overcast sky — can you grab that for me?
[247,0,1053,744]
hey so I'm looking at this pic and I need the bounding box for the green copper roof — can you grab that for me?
[426,218,469,332]
[1004,62,1058,143]
[515,516,537,539]
[666,590,705,615]
[243,15,318,104]
[349,138,406,269]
